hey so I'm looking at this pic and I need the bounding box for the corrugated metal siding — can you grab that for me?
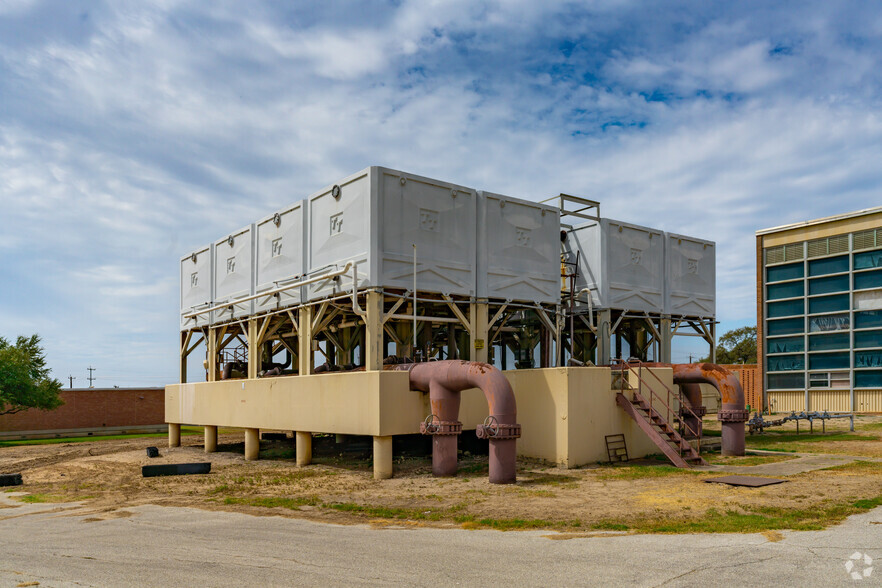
[855,390,882,413]
[768,391,806,413]
[808,390,850,412]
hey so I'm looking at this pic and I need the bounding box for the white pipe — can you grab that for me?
[351,262,367,318]
[184,262,354,319]
[388,314,461,323]
[577,288,595,330]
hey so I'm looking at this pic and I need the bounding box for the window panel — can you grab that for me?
[809,313,849,332]
[855,311,882,329]
[855,370,882,388]
[855,330,882,349]
[854,270,882,290]
[809,352,850,370]
[855,351,882,368]
[808,275,849,295]
[767,373,804,389]
[767,336,804,354]
[766,262,804,283]
[854,250,882,270]
[808,332,850,351]
[854,290,882,311]
[808,255,849,276]
[767,355,805,371]
[767,317,804,336]
[767,299,804,318]
[767,281,805,300]
[808,294,849,314]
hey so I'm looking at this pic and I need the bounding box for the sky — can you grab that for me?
[2,0,881,387]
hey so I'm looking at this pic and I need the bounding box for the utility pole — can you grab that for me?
[68,375,76,389]
[87,366,96,388]
[688,354,693,363]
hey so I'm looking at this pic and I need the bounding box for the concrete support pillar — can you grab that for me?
[295,431,312,466]
[470,301,489,363]
[245,428,260,460]
[298,306,313,375]
[373,435,393,479]
[248,318,259,380]
[204,425,217,453]
[365,291,384,370]
[660,317,672,364]
[597,309,612,365]
[168,423,181,448]
[207,327,217,382]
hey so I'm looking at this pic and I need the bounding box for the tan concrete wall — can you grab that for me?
[166,371,422,437]
[167,367,675,467]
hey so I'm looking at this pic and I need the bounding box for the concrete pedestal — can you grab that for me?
[168,423,181,448]
[245,428,260,460]
[373,436,393,479]
[204,425,217,453]
[296,432,312,466]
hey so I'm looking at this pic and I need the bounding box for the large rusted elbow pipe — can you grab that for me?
[405,360,521,484]
[670,363,748,456]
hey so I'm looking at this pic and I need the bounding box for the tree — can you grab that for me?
[701,326,757,364]
[0,335,64,416]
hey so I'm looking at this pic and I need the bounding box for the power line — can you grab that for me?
[87,366,96,388]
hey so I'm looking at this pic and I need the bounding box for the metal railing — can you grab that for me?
[611,358,703,457]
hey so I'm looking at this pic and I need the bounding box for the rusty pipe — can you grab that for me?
[679,383,704,440]
[397,360,520,484]
[644,363,748,456]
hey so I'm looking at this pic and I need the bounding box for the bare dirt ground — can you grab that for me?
[2,415,881,532]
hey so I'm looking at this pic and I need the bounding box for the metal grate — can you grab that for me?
[854,229,879,251]
[784,243,804,262]
[766,246,785,265]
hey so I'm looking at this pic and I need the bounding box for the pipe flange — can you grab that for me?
[682,406,707,418]
[420,419,462,436]
[718,409,750,423]
[476,423,521,440]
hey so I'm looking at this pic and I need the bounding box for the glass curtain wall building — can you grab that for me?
[757,208,882,413]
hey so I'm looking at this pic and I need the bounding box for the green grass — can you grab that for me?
[821,460,882,473]
[18,493,66,504]
[223,496,320,509]
[705,454,798,466]
[587,496,882,534]
[747,432,875,446]
[0,426,203,447]
[595,465,705,480]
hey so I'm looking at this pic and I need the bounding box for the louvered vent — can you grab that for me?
[854,229,878,251]
[807,239,827,258]
[828,234,849,254]
[784,243,804,262]
[766,246,785,265]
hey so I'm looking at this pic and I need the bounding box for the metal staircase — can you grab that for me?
[612,359,707,468]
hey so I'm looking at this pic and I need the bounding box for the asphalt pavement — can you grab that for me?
[0,495,879,587]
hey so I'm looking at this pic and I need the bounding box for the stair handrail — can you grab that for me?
[629,359,704,441]
[610,359,701,457]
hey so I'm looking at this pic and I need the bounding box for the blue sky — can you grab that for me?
[2,1,881,386]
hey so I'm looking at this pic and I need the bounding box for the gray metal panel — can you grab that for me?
[306,168,373,301]
[603,219,665,313]
[255,200,306,313]
[180,244,213,330]
[213,224,254,322]
[478,191,561,303]
[563,221,602,307]
[665,232,715,317]
[378,167,475,296]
